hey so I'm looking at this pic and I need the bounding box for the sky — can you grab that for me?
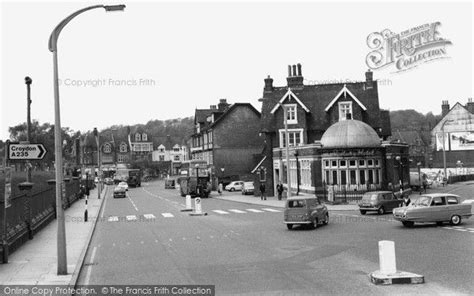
[1,0,472,140]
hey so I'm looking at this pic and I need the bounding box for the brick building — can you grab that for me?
[152,135,188,175]
[431,99,474,168]
[190,99,263,186]
[256,64,398,197]
[129,128,153,162]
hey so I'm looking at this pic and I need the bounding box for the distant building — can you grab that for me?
[256,64,397,197]
[152,135,188,175]
[431,99,474,168]
[391,130,430,167]
[129,128,153,162]
[189,99,263,186]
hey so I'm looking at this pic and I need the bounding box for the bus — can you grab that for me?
[178,160,211,197]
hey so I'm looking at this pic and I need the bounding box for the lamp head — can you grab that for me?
[104,4,126,12]
[25,76,32,85]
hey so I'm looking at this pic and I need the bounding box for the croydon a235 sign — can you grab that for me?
[8,143,47,160]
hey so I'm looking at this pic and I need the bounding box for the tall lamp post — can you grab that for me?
[93,128,101,199]
[440,119,454,183]
[48,4,125,275]
[25,76,33,183]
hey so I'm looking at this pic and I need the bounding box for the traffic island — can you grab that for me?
[188,197,207,216]
[370,240,424,285]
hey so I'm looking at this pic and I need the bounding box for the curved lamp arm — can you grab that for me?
[49,4,125,52]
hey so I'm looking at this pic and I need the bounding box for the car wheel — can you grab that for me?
[450,215,462,226]
[436,221,443,226]
[286,224,293,230]
[311,218,319,229]
[402,221,414,227]
[230,188,235,192]
[360,210,366,215]
[378,207,385,215]
[323,213,329,225]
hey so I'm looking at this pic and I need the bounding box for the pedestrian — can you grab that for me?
[259,182,266,200]
[276,183,284,201]
[403,195,411,207]
[422,179,427,193]
[218,182,223,196]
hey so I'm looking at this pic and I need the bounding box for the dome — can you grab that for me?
[321,119,381,148]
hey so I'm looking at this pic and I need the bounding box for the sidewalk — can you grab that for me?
[212,191,359,211]
[0,186,107,286]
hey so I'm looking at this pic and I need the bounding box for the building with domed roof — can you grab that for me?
[254,64,408,200]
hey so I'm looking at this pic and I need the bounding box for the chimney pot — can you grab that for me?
[288,65,292,77]
[297,63,302,76]
[292,65,297,77]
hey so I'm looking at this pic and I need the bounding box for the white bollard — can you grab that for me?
[379,240,397,275]
[194,197,202,214]
[181,195,193,212]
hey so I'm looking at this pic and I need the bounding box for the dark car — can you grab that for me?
[113,186,127,198]
[284,196,329,230]
[359,191,403,215]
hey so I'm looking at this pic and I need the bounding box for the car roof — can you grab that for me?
[287,196,319,201]
[419,193,460,198]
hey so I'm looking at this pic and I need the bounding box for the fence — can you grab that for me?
[1,176,84,261]
[319,183,382,204]
[448,174,474,184]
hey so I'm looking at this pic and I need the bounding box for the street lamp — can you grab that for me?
[294,150,300,196]
[25,76,33,183]
[48,4,125,275]
[93,128,101,199]
[440,119,454,183]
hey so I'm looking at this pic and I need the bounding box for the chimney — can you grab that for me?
[441,100,450,117]
[210,105,217,110]
[365,69,374,89]
[218,99,230,111]
[466,98,474,114]
[286,64,304,88]
[264,75,274,93]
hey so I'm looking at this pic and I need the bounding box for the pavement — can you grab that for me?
[0,186,107,286]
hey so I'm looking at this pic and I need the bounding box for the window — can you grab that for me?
[208,131,213,144]
[331,160,337,167]
[119,143,127,153]
[159,155,165,161]
[325,171,330,184]
[368,170,374,184]
[338,101,352,121]
[340,160,347,167]
[301,160,311,187]
[359,170,365,184]
[135,134,141,141]
[332,171,338,185]
[359,160,365,167]
[174,155,180,161]
[350,170,356,184]
[279,129,304,147]
[173,147,180,152]
[103,143,111,153]
[375,159,380,167]
[142,133,147,141]
[325,160,330,168]
[447,196,458,204]
[340,171,347,185]
[285,104,297,124]
[288,200,306,208]
[349,160,356,167]
[368,159,373,166]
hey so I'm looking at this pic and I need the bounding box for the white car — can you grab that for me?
[225,181,244,192]
[117,181,129,191]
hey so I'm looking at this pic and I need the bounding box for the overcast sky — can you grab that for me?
[1,0,472,140]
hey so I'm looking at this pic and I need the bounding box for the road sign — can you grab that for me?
[8,143,47,160]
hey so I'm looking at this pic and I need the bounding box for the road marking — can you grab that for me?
[228,209,246,213]
[84,246,97,285]
[467,228,474,231]
[451,226,464,228]
[144,214,156,219]
[100,189,109,219]
[126,215,137,221]
[262,208,282,212]
[169,238,173,242]
[112,243,116,247]
[213,210,230,214]
[162,213,174,218]
[140,241,144,244]
[246,209,264,213]
[127,194,139,211]
[454,228,468,232]
[108,216,119,222]
[443,227,454,230]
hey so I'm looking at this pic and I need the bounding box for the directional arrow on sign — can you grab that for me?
[8,143,47,160]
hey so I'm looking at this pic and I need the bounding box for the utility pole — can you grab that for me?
[25,76,32,183]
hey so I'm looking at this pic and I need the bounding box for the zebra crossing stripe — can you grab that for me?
[108,216,118,222]
[213,210,229,214]
[162,213,174,218]
[454,228,468,232]
[262,208,282,212]
[246,209,264,213]
[228,209,246,214]
[126,215,137,221]
[144,214,156,219]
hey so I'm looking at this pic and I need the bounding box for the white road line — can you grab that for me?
[144,214,156,219]
[454,229,468,232]
[127,195,139,212]
[100,190,109,219]
[108,216,118,222]
[213,210,230,214]
[262,208,282,212]
[126,215,137,221]
[228,209,246,214]
[469,231,474,233]
[443,227,454,230]
[84,246,97,285]
[246,209,264,213]
[162,213,174,218]
[451,226,464,228]
[467,228,474,231]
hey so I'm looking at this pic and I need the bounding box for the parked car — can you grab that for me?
[104,177,114,185]
[225,181,244,192]
[393,193,472,227]
[117,181,129,191]
[241,182,255,195]
[113,186,127,198]
[284,196,329,230]
[165,179,176,189]
[358,191,403,215]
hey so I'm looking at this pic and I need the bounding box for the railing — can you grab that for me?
[448,174,474,184]
[320,182,382,204]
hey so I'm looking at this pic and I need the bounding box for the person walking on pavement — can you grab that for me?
[218,182,223,196]
[276,183,284,201]
[260,183,266,200]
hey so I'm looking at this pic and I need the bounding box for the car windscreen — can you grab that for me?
[288,200,306,208]
[413,196,431,206]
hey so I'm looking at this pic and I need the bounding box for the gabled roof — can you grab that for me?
[270,88,310,114]
[210,103,261,129]
[324,84,367,112]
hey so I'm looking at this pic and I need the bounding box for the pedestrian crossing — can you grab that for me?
[105,207,282,222]
[442,226,474,233]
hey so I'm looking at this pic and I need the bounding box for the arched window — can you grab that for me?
[135,134,141,141]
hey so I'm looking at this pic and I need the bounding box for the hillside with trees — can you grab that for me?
[389,109,442,132]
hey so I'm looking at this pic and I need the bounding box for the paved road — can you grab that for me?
[77,180,474,295]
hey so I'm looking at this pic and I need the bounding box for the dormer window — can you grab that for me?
[119,143,128,153]
[135,134,141,141]
[285,104,297,124]
[338,102,352,121]
[142,133,147,141]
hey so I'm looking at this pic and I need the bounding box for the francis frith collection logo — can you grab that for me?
[366,22,452,73]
